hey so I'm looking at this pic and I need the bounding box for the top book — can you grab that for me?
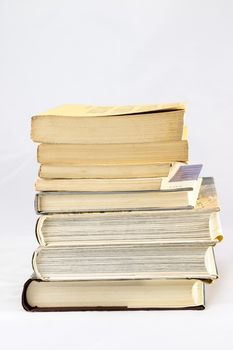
[31,103,186,144]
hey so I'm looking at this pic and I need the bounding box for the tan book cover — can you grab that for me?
[35,102,186,117]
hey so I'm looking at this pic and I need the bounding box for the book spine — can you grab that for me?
[21,278,35,311]
[35,216,46,246]
[38,164,42,178]
[31,249,43,280]
[34,193,41,214]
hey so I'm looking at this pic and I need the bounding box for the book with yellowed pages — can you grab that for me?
[22,278,205,311]
[39,163,172,179]
[38,163,172,179]
[35,162,200,192]
[37,140,188,166]
[35,178,223,247]
[31,103,185,144]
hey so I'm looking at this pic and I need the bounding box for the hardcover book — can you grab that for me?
[32,244,217,282]
[22,278,205,311]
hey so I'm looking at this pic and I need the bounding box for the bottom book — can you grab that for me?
[22,278,205,311]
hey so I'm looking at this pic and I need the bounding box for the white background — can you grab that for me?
[1,1,233,349]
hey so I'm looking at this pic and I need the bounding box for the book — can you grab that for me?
[32,244,217,281]
[35,176,168,192]
[36,210,222,247]
[39,163,172,179]
[31,103,185,144]
[22,278,205,311]
[35,180,222,247]
[35,162,201,192]
[35,179,202,214]
[37,140,188,165]
[37,211,222,247]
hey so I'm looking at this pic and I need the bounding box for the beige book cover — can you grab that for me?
[36,102,186,117]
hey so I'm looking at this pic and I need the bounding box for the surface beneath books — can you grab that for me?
[0,232,232,350]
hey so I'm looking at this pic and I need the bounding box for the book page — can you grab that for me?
[38,102,186,117]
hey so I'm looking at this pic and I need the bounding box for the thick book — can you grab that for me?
[22,278,205,311]
[37,140,188,165]
[39,163,172,179]
[36,211,222,247]
[31,103,185,144]
[36,177,222,247]
[32,244,217,282]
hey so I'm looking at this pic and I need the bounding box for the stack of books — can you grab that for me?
[22,103,223,311]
